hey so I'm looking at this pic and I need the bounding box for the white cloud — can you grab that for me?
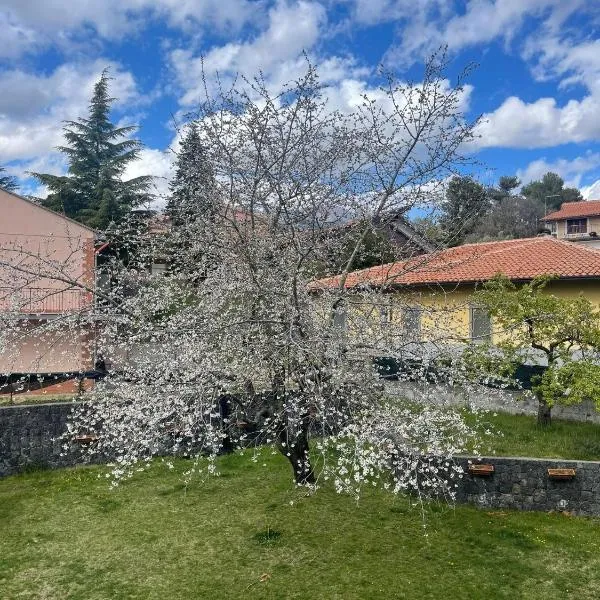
[373,0,600,150]
[0,11,39,58]
[0,61,141,164]
[381,0,574,66]
[171,0,327,106]
[123,147,176,205]
[517,153,600,188]
[475,23,600,149]
[0,0,262,58]
[475,94,600,149]
[581,180,600,200]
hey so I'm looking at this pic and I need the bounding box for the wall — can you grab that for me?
[2,402,600,516]
[0,188,95,295]
[0,323,95,373]
[0,402,86,477]
[0,188,96,374]
[455,456,600,517]
[555,216,600,239]
[386,380,600,424]
[377,279,600,345]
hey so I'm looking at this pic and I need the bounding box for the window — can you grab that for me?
[566,218,587,235]
[402,306,422,341]
[379,299,392,327]
[550,221,557,235]
[470,306,491,343]
[333,305,347,331]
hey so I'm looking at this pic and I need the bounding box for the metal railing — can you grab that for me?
[0,287,91,314]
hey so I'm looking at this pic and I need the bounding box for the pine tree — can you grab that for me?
[32,70,152,229]
[0,166,18,192]
[165,122,217,226]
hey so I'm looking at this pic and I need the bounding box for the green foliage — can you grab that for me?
[336,221,396,271]
[452,171,584,243]
[521,172,582,211]
[488,175,520,205]
[439,175,490,246]
[0,165,18,192]
[536,361,600,408]
[458,343,519,385]
[473,275,600,413]
[411,215,445,245]
[166,122,217,226]
[467,194,542,242]
[31,70,152,229]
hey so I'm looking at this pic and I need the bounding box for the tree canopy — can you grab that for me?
[429,171,584,245]
[439,176,490,246]
[32,70,152,230]
[166,122,217,227]
[521,172,582,212]
[12,55,489,499]
[473,275,600,425]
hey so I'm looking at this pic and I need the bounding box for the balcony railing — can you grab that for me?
[0,287,92,314]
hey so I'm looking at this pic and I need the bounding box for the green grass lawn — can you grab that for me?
[2,449,600,600]
[470,411,600,461]
[0,393,78,406]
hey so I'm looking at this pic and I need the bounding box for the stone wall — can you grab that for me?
[2,403,600,517]
[0,402,82,477]
[386,380,600,424]
[456,456,600,516]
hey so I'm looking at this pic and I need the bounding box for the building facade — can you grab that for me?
[542,200,600,249]
[311,236,600,347]
[0,188,96,378]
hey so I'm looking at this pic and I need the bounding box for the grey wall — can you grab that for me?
[0,402,83,477]
[456,456,600,517]
[386,380,600,424]
[2,403,600,517]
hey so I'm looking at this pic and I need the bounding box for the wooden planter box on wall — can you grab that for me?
[468,464,495,476]
[547,468,576,480]
[73,434,99,445]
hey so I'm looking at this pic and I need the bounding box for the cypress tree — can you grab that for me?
[32,70,152,229]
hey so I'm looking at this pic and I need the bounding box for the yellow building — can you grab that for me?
[311,236,600,346]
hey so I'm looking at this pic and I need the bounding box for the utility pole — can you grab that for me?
[540,194,562,232]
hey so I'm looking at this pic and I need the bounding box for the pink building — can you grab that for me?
[0,188,96,377]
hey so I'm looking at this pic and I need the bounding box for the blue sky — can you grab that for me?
[2,0,600,202]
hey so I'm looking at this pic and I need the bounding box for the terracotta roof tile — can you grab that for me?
[543,200,600,221]
[310,236,600,290]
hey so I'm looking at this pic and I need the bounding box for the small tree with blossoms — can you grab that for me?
[6,52,489,501]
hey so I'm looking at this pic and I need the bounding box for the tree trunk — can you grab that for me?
[537,397,552,427]
[278,426,315,485]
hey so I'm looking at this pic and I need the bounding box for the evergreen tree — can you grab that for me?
[165,122,217,226]
[32,70,152,229]
[521,172,582,212]
[164,122,219,281]
[488,175,520,205]
[0,165,18,192]
[439,176,490,247]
